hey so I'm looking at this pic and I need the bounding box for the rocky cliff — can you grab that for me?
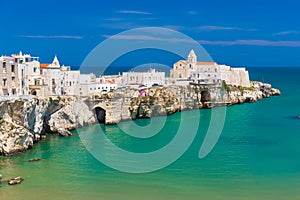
[0,82,280,156]
[0,97,96,155]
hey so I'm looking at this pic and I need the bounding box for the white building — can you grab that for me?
[0,55,19,96]
[41,56,80,96]
[1,52,121,98]
[171,50,250,87]
[122,68,165,87]
[99,75,123,87]
[41,56,118,96]
[78,74,117,96]
[0,52,48,96]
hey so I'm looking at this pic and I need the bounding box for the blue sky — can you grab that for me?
[1,0,300,67]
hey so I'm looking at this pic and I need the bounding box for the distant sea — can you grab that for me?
[1,67,300,200]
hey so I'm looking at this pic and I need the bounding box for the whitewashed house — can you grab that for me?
[78,74,117,96]
[122,68,165,87]
[41,56,81,96]
[0,52,48,96]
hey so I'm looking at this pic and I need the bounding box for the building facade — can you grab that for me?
[1,52,121,98]
[41,56,81,96]
[122,68,165,87]
[0,52,47,96]
[170,50,250,87]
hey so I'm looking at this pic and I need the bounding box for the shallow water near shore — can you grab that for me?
[1,67,300,200]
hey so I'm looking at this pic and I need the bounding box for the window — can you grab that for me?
[33,67,37,73]
[11,65,15,73]
[3,79,7,86]
[2,62,6,73]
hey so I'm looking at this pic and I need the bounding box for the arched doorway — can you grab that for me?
[31,90,37,96]
[94,107,106,124]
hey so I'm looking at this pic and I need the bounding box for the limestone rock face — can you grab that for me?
[0,117,33,156]
[47,97,96,132]
[0,96,96,155]
[57,128,73,137]
[0,81,280,156]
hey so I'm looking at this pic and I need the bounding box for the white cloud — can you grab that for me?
[102,34,300,47]
[196,25,256,31]
[102,34,194,43]
[198,39,300,47]
[274,31,299,36]
[118,10,152,15]
[19,35,83,39]
[198,26,242,31]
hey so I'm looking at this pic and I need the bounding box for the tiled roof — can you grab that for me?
[40,64,50,68]
[105,80,114,84]
[196,62,217,65]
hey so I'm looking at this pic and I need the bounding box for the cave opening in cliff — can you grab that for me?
[200,91,208,103]
[31,90,37,96]
[95,107,106,124]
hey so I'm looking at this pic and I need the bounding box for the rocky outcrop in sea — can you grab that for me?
[0,81,280,156]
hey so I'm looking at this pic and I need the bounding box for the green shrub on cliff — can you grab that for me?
[222,80,230,91]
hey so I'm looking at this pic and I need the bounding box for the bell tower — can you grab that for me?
[188,49,197,64]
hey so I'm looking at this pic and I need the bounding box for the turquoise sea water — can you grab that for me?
[1,67,300,200]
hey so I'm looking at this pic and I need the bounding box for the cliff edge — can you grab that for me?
[0,81,280,156]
